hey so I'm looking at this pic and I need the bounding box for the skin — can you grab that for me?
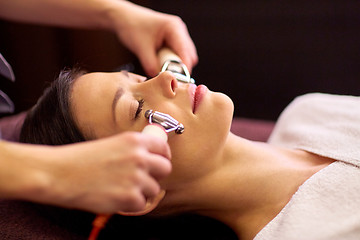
[71,71,233,187]
[71,71,335,239]
[0,136,171,213]
[0,0,196,213]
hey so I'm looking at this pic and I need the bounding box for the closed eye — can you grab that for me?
[134,99,144,119]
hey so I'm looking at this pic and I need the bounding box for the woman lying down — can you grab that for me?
[20,69,360,240]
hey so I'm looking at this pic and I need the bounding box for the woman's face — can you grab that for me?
[71,71,234,188]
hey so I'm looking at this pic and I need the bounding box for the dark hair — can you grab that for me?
[20,68,87,145]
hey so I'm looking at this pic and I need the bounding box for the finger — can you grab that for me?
[111,132,171,159]
[145,153,172,180]
[116,172,161,214]
[164,23,198,73]
[118,188,147,213]
[137,171,162,199]
[141,134,171,160]
[168,40,198,74]
[173,29,198,72]
[137,46,160,77]
[179,42,198,74]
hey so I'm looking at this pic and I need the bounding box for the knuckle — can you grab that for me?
[163,160,172,175]
[129,169,145,185]
[123,189,139,203]
[121,189,145,211]
[150,183,161,197]
[164,15,185,30]
[123,132,142,145]
[155,161,172,179]
[129,150,147,167]
[170,15,184,24]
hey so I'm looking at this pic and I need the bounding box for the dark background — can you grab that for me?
[1,0,360,121]
[1,1,360,239]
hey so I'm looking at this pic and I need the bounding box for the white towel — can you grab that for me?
[268,93,360,165]
[254,93,360,240]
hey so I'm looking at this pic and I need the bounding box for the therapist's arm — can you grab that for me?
[0,132,171,214]
[0,0,198,76]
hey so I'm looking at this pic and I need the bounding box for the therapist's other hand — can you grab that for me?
[27,132,171,214]
[110,1,198,77]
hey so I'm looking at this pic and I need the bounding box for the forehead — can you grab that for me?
[70,72,125,138]
[74,72,121,90]
[71,71,129,106]
[71,72,129,102]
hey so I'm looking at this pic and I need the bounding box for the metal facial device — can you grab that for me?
[89,48,192,240]
[144,109,184,134]
[161,59,195,84]
[158,48,195,84]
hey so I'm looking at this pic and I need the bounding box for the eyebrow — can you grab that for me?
[112,87,124,123]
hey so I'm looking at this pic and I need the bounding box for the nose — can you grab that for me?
[152,71,178,98]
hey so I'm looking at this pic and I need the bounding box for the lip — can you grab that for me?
[189,84,208,113]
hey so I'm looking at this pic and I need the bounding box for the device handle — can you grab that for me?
[158,47,182,67]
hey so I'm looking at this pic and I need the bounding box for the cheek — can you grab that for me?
[162,93,234,188]
[163,127,225,189]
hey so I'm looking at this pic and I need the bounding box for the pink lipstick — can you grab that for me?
[193,85,208,113]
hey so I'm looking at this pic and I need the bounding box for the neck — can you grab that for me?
[161,133,333,239]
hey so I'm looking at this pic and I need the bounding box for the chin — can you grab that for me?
[212,91,234,127]
[195,91,234,151]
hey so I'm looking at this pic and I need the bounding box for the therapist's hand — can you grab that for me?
[110,1,198,77]
[16,132,171,214]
